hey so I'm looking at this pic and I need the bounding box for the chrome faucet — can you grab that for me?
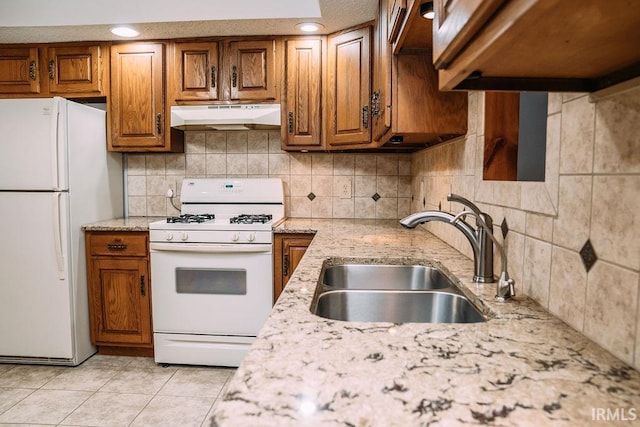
[400,193,494,283]
[400,193,515,301]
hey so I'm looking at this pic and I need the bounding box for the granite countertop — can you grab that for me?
[82,216,165,231]
[212,218,640,426]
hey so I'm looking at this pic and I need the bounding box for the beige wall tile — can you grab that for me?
[145,155,165,175]
[146,176,167,196]
[376,197,397,219]
[399,156,412,176]
[126,154,146,175]
[559,96,595,174]
[186,154,205,176]
[165,154,185,175]
[377,175,398,198]
[247,154,268,175]
[205,154,226,175]
[334,154,355,175]
[226,154,247,175]
[332,198,354,218]
[146,196,166,216]
[354,175,376,198]
[268,154,290,175]
[591,175,640,269]
[548,246,587,331]
[127,176,146,196]
[355,197,376,218]
[290,196,311,217]
[525,213,553,242]
[552,175,592,251]
[312,175,332,197]
[247,130,269,152]
[290,153,312,175]
[398,175,412,197]
[332,176,353,198]
[398,197,411,218]
[594,88,640,174]
[376,154,399,175]
[127,196,146,216]
[547,92,563,115]
[312,154,333,175]
[505,231,525,295]
[523,237,552,308]
[355,154,377,175]
[544,113,561,207]
[205,132,226,152]
[311,196,332,218]
[185,132,205,153]
[584,262,639,364]
[226,132,248,152]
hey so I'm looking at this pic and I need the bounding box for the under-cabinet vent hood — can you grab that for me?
[170,104,281,131]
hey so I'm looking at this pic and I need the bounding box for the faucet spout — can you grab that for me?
[400,210,483,279]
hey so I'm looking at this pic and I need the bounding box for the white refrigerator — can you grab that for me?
[0,97,123,366]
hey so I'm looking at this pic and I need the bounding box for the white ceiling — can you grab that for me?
[0,0,378,43]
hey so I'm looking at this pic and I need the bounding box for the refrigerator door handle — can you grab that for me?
[50,98,61,190]
[52,192,65,280]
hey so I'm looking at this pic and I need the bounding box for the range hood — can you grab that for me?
[170,104,281,131]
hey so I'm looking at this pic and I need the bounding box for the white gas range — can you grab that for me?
[149,178,284,367]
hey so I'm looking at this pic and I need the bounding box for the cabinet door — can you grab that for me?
[173,42,219,101]
[432,0,504,69]
[88,257,152,346]
[372,0,392,142]
[326,27,372,148]
[228,40,277,101]
[109,43,165,150]
[282,39,322,149]
[0,47,40,94]
[46,45,103,95]
[387,0,407,43]
[273,233,314,303]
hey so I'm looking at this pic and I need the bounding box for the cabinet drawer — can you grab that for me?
[88,232,148,257]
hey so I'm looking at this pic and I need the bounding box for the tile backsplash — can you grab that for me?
[411,89,640,369]
[125,130,412,220]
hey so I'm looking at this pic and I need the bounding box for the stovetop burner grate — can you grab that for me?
[229,214,273,224]
[166,214,216,223]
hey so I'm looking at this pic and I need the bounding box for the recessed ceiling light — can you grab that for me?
[420,2,435,20]
[110,26,139,37]
[295,22,324,32]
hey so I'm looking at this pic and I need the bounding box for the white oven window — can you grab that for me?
[175,268,247,295]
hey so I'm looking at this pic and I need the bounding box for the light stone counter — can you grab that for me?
[81,216,164,232]
[212,218,640,426]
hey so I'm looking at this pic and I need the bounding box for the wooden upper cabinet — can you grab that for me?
[387,0,407,44]
[46,45,104,95]
[228,40,277,101]
[173,42,219,101]
[0,47,41,94]
[109,42,170,151]
[282,38,323,150]
[372,0,392,142]
[433,0,640,92]
[326,26,373,149]
[432,0,504,70]
[0,44,107,97]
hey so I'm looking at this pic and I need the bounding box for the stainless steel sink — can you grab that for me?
[321,264,453,290]
[313,290,486,323]
[310,260,488,324]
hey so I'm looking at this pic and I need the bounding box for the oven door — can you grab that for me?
[150,243,273,336]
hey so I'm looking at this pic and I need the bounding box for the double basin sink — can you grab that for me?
[310,259,487,324]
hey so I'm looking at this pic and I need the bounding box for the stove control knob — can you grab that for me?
[247,233,256,242]
[180,233,188,241]
[165,233,174,241]
[232,233,240,242]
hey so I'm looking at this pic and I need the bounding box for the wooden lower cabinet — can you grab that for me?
[273,233,314,303]
[85,231,153,356]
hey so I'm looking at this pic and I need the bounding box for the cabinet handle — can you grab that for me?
[371,90,381,118]
[287,112,294,134]
[140,275,146,296]
[156,113,162,135]
[232,65,238,88]
[48,60,55,80]
[29,61,37,80]
[211,66,216,88]
[362,105,369,129]
[107,243,128,250]
[283,254,289,276]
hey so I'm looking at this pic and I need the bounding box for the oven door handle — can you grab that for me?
[150,242,272,253]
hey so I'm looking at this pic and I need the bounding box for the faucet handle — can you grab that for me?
[447,193,493,227]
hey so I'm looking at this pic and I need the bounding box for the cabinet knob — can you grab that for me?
[29,61,37,80]
[232,65,238,88]
[287,112,294,134]
[48,60,55,80]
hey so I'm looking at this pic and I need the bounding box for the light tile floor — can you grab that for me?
[0,355,235,426]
